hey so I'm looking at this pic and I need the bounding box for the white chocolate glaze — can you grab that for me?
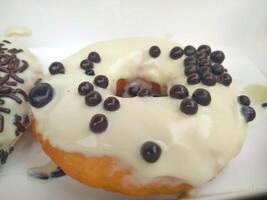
[31,37,247,186]
[0,39,43,152]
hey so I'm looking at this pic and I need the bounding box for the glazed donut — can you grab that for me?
[29,37,255,196]
[0,39,42,165]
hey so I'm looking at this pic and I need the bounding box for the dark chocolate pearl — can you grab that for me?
[88,52,101,63]
[78,81,94,96]
[170,46,183,59]
[149,45,161,58]
[210,50,225,64]
[238,95,251,106]
[169,84,189,99]
[201,72,216,86]
[80,59,94,70]
[184,65,198,76]
[180,98,198,115]
[192,88,211,106]
[197,45,211,55]
[104,97,120,111]
[198,58,211,67]
[141,141,161,163]
[211,64,224,75]
[128,85,141,97]
[184,45,196,56]
[241,106,256,122]
[198,66,211,75]
[184,56,198,67]
[90,114,108,133]
[195,51,208,59]
[187,73,200,85]
[85,91,102,106]
[29,83,53,108]
[48,62,65,75]
[138,88,152,97]
[94,75,109,88]
[219,73,232,86]
[85,69,95,76]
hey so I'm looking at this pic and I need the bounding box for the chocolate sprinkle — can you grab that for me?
[0,107,11,114]
[141,141,162,163]
[0,114,4,132]
[90,114,108,133]
[5,81,17,86]
[17,60,29,73]
[8,48,23,54]
[149,46,161,58]
[15,88,29,101]
[103,97,120,111]
[3,40,11,44]
[94,75,109,88]
[262,102,267,107]
[88,52,101,63]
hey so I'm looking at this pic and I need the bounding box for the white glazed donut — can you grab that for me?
[0,39,43,165]
[29,37,255,196]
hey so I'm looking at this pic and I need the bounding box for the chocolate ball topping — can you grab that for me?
[184,56,198,67]
[80,59,94,70]
[238,95,250,106]
[141,141,162,163]
[210,50,225,64]
[85,69,95,76]
[85,91,102,106]
[169,84,189,99]
[170,46,183,59]
[149,45,161,58]
[138,88,152,97]
[88,52,101,63]
[104,97,120,111]
[192,88,211,106]
[90,114,108,133]
[184,65,198,76]
[128,85,141,97]
[241,106,256,122]
[198,58,211,67]
[49,62,65,75]
[197,45,211,54]
[219,73,232,86]
[201,72,216,86]
[184,45,196,56]
[94,75,109,88]
[187,73,200,85]
[180,98,198,115]
[198,66,211,75]
[211,64,224,75]
[29,83,54,108]
[78,81,94,96]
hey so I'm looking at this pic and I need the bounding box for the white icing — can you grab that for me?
[31,37,247,186]
[0,39,43,150]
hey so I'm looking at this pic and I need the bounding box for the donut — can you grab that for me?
[29,37,256,196]
[0,39,43,165]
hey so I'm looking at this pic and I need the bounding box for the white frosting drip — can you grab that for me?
[0,39,43,149]
[31,37,247,186]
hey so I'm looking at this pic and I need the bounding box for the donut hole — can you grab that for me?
[115,78,167,97]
